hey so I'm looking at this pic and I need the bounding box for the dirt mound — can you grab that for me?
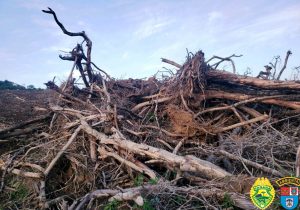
[0,90,54,127]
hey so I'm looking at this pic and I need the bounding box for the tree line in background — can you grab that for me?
[0,80,41,90]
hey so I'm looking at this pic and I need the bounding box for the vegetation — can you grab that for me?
[0,80,25,90]
[104,200,120,210]
[0,80,40,90]
[222,193,235,209]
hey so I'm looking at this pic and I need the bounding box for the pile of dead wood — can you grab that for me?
[0,50,299,209]
[1,7,300,210]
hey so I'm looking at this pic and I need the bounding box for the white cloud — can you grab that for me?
[228,4,300,45]
[134,17,173,40]
[121,52,129,59]
[208,11,223,23]
[77,20,86,27]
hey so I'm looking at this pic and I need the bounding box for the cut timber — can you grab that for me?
[161,58,181,68]
[98,147,156,179]
[238,105,262,118]
[196,90,300,110]
[214,115,268,133]
[131,96,173,112]
[195,95,284,117]
[0,164,42,179]
[0,125,44,139]
[207,70,300,91]
[80,120,230,179]
[0,114,50,135]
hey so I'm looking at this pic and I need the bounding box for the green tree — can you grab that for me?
[0,80,26,90]
[26,85,36,90]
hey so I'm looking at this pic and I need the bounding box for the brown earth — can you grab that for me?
[0,90,54,129]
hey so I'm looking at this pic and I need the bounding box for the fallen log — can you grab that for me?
[0,114,50,135]
[214,114,268,133]
[0,164,42,179]
[207,70,300,93]
[194,90,300,110]
[69,183,256,210]
[0,124,44,139]
[161,57,300,93]
[131,96,173,111]
[80,120,231,179]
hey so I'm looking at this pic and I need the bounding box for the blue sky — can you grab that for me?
[0,0,299,87]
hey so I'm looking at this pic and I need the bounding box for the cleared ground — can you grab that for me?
[0,90,54,128]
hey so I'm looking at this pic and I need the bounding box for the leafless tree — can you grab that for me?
[42,7,103,87]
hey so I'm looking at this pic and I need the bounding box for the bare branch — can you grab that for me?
[207,54,243,74]
[277,50,292,80]
[42,7,89,40]
[42,7,97,86]
[269,55,280,79]
[161,58,182,68]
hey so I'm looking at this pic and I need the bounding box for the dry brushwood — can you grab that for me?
[1,7,300,210]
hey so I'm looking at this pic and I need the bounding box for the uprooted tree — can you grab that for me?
[0,7,299,210]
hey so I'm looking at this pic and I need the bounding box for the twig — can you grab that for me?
[269,55,280,80]
[44,126,82,176]
[207,54,242,74]
[180,90,194,114]
[214,115,268,133]
[161,58,182,68]
[217,150,284,177]
[238,105,262,118]
[173,138,186,154]
[296,145,300,177]
[0,150,24,192]
[113,104,119,130]
[98,147,156,179]
[156,138,174,150]
[277,50,292,80]
[123,128,147,137]
[132,96,173,112]
[90,62,111,79]
[143,125,187,137]
[195,95,286,117]
[90,137,97,162]
[0,165,42,179]
[39,180,47,208]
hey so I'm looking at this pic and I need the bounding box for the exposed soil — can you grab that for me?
[0,90,54,128]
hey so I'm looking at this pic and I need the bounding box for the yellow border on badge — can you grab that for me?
[250,177,275,210]
[276,177,300,187]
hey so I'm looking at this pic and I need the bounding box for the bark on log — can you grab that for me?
[0,125,44,139]
[207,70,300,92]
[195,90,300,109]
[71,183,256,210]
[0,114,50,135]
[0,165,42,179]
[80,120,230,180]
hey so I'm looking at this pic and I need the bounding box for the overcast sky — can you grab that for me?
[0,0,299,87]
